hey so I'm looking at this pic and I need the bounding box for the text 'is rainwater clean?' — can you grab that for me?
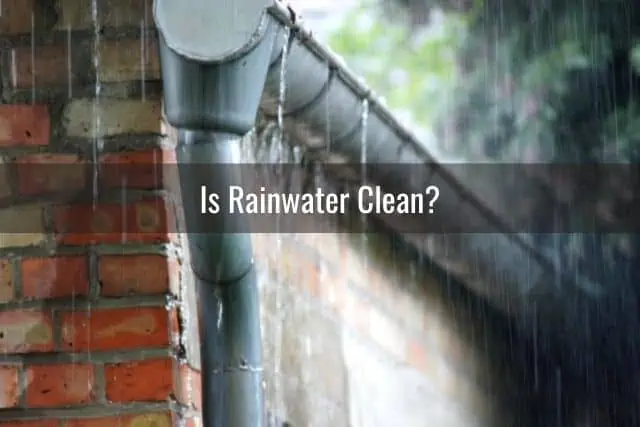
[200,185,441,215]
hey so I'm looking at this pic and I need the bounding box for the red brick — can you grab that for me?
[290,253,320,298]
[21,256,89,299]
[99,254,176,296]
[64,413,172,427]
[10,44,73,89]
[0,310,54,353]
[0,260,14,302]
[16,154,86,196]
[100,149,175,190]
[0,105,50,147]
[104,358,173,403]
[60,307,170,351]
[0,422,58,427]
[25,364,95,407]
[0,366,19,408]
[53,198,172,245]
[175,364,202,410]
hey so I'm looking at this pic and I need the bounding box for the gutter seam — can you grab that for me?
[264,65,336,120]
[190,261,255,288]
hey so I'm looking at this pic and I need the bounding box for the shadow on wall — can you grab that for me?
[255,215,640,426]
[526,281,640,427]
[356,219,640,427]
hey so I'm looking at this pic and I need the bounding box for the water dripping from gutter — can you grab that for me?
[360,98,370,272]
[272,25,291,423]
[86,0,103,395]
[91,0,104,208]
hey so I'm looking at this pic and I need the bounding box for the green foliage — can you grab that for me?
[328,0,640,162]
[328,2,467,123]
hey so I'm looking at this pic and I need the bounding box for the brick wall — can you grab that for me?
[0,1,531,427]
[0,1,202,426]
[254,229,533,427]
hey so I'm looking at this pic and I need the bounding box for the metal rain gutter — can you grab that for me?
[153,0,276,425]
[261,1,604,316]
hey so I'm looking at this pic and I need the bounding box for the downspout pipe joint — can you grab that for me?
[154,1,278,426]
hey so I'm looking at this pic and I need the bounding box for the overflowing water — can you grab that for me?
[359,98,369,272]
[271,25,291,422]
[91,0,104,206]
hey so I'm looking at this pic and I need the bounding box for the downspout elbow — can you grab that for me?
[153,2,278,426]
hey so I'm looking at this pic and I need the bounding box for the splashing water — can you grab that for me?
[176,237,192,427]
[324,75,332,151]
[277,28,290,134]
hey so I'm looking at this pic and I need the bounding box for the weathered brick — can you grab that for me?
[53,198,171,245]
[25,364,95,407]
[99,254,177,296]
[100,149,175,190]
[0,0,35,35]
[21,256,89,299]
[10,44,73,89]
[0,260,15,302]
[0,105,50,147]
[0,310,54,353]
[60,307,170,351]
[104,358,173,402]
[16,154,86,196]
[99,38,160,82]
[63,99,162,138]
[0,158,11,199]
[291,252,320,298]
[64,413,172,427]
[55,0,154,31]
[0,366,19,408]
[0,205,46,249]
[175,364,202,410]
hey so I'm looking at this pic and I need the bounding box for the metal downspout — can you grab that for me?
[153,1,276,425]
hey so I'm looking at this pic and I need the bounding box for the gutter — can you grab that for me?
[261,2,608,315]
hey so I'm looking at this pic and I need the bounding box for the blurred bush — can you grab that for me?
[329,0,640,162]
